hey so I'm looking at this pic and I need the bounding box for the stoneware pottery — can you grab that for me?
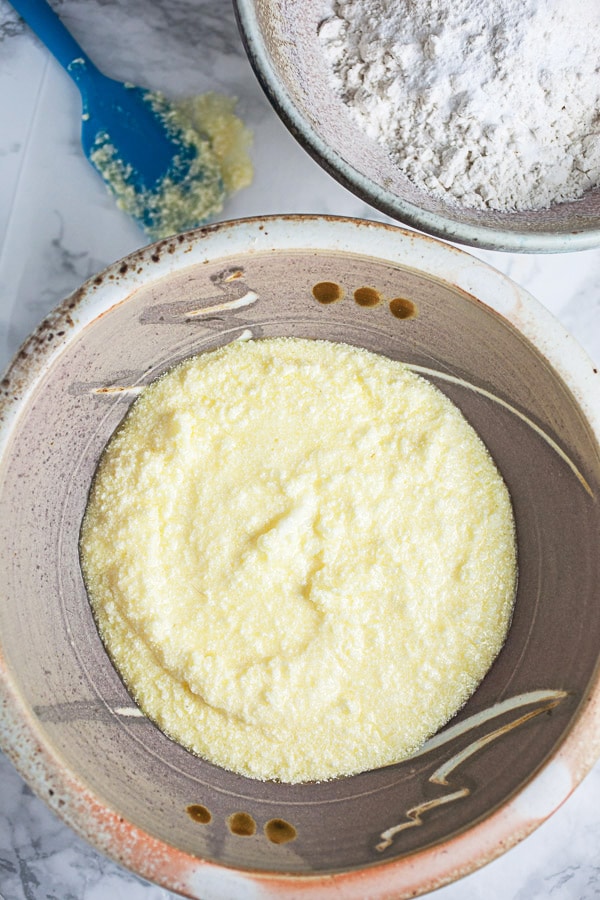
[234,1,600,253]
[1,216,599,899]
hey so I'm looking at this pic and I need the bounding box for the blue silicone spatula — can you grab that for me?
[10,0,225,239]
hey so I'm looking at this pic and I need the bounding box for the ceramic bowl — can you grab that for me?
[1,216,600,900]
[234,1,600,253]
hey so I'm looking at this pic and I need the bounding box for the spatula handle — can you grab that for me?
[10,0,98,81]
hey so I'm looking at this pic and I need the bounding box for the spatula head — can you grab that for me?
[76,68,225,239]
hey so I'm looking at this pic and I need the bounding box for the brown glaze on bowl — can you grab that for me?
[1,217,599,899]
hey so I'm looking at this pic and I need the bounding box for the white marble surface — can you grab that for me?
[0,1,599,898]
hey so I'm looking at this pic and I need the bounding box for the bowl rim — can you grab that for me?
[233,0,600,255]
[1,215,600,900]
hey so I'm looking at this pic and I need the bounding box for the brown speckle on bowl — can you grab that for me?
[389,297,418,319]
[228,812,257,837]
[312,280,343,303]
[265,819,297,844]
[187,804,212,824]
[353,286,381,307]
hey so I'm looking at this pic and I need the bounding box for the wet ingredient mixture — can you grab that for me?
[80,338,517,783]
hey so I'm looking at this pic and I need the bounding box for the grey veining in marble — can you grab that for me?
[1,0,599,898]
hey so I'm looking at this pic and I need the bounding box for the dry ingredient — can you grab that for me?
[91,91,253,239]
[319,0,600,211]
[80,338,517,783]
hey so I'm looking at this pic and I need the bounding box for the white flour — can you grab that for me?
[319,0,600,211]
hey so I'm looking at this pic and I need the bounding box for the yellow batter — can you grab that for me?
[80,338,516,783]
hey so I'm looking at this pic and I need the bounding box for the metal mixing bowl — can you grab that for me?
[234,1,600,253]
[1,216,600,899]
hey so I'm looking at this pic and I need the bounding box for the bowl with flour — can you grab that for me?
[234,0,600,252]
[1,216,600,900]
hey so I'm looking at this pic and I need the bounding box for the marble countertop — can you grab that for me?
[0,1,599,898]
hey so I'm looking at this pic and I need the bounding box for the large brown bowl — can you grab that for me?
[1,216,599,899]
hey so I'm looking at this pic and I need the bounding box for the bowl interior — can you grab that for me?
[1,235,600,876]
[235,0,600,250]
